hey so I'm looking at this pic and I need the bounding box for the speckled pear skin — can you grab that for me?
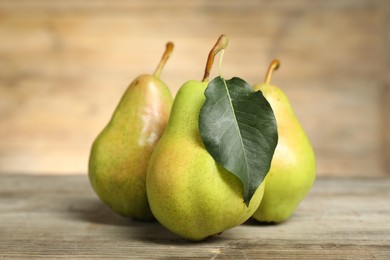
[89,75,172,220]
[146,80,265,241]
[252,82,316,223]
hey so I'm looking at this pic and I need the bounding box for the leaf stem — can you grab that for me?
[264,59,280,84]
[202,34,229,82]
[218,49,225,79]
[153,42,174,78]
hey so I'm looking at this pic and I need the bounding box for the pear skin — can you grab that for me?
[252,60,316,223]
[146,80,264,240]
[146,35,265,241]
[88,43,174,220]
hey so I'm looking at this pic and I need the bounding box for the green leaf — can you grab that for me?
[199,76,278,205]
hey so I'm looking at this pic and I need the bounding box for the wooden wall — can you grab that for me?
[0,0,389,176]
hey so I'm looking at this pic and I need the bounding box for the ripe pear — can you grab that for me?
[252,60,316,223]
[88,42,174,220]
[146,35,265,241]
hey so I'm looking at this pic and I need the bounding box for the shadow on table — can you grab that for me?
[67,197,131,226]
[65,196,221,245]
[242,218,280,226]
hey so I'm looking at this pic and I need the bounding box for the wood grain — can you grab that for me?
[0,174,389,259]
[0,0,389,176]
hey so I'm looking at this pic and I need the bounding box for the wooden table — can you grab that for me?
[0,174,389,259]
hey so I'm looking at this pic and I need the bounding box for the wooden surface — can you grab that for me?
[0,174,389,259]
[0,0,389,177]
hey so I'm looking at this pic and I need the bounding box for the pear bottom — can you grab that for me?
[89,168,154,221]
[146,137,265,241]
[252,170,313,223]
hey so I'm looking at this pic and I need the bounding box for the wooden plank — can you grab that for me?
[0,174,389,258]
[0,0,388,176]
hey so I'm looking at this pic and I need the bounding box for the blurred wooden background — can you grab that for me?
[0,0,389,177]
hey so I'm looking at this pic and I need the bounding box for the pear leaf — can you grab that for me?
[199,76,278,205]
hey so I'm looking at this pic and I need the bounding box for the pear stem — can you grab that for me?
[265,59,280,84]
[153,42,174,78]
[202,34,229,82]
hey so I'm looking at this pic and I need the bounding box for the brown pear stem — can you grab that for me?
[265,59,280,84]
[153,42,174,78]
[202,35,229,82]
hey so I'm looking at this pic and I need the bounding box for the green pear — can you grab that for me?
[88,42,174,220]
[252,60,316,223]
[146,35,265,241]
